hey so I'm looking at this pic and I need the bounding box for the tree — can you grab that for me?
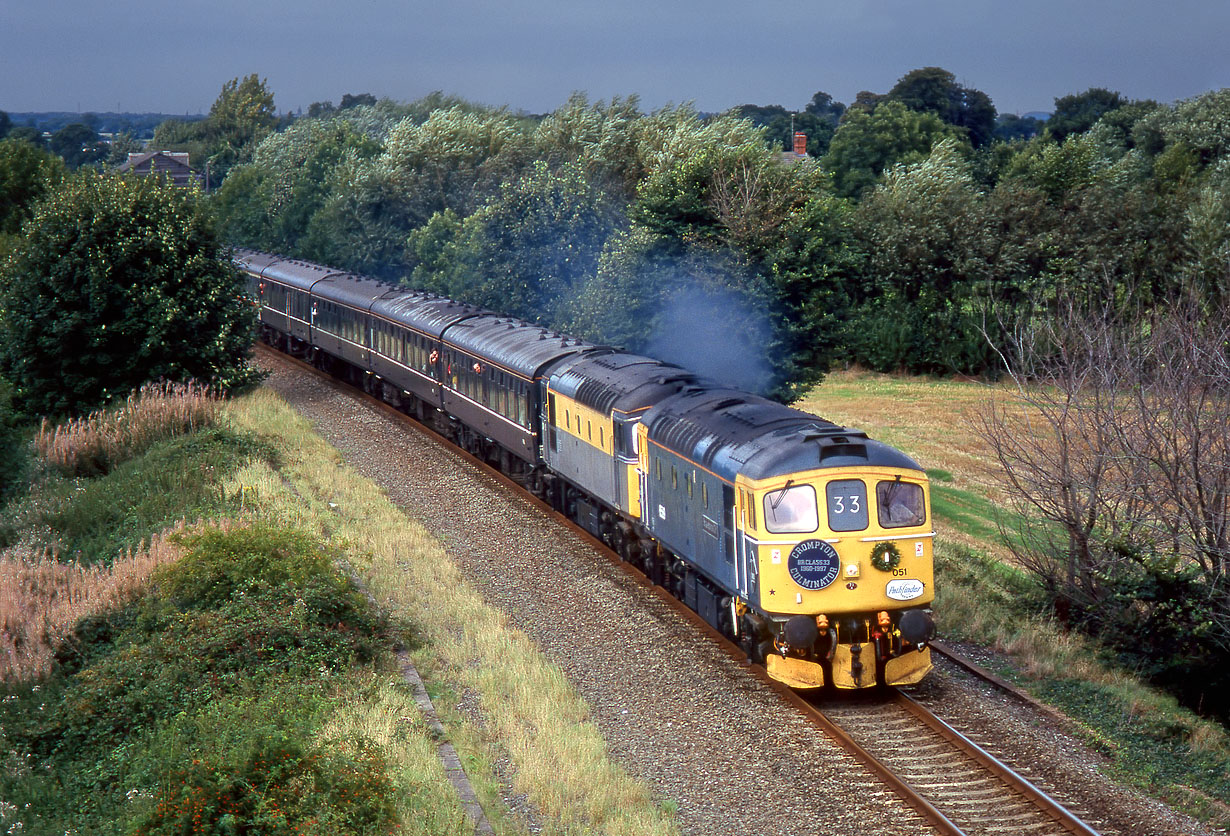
[0,138,65,236]
[153,75,279,186]
[48,123,107,169]
[805,91,845,123]
[975,292,1230,717]
[0,172,257,415]
[887,67,998,148]
[408,160,625,325]
[213,117,382,253]
[823,100,962,198]
[0,111,11,139]
[1047,88,1127,141]
[731,103,837,157]
[209,74,277,147]
[105,131,144,166]
[995,113,1044,142]
[339,93,377,110]
[7,126,43,148]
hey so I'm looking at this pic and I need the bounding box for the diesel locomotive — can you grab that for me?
[237,250,936,689]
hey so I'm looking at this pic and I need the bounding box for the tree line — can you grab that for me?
[140,69,1224,401]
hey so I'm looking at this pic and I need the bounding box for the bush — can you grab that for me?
[1083,556,1230,720]
[37,426,271,563]
[134,727,399,836]
[0,525,394,834]
[0,375,27,505]
[0,171,258,417]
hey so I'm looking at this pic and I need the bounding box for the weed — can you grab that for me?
[0,526,186,684]
[36,381,219,478]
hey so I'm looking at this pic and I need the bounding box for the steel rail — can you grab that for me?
[892,690,1103,836]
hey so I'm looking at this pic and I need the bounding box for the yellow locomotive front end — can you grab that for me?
[740,466,935,690]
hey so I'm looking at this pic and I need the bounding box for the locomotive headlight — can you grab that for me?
[844,563,860,578]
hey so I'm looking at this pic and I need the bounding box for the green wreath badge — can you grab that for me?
[870,540,902,572]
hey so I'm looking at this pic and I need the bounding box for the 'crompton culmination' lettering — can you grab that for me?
[787,539,841,590]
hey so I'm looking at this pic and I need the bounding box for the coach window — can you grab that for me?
[763,484,818,534]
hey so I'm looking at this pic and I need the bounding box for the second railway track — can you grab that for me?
[810,689,1107,836]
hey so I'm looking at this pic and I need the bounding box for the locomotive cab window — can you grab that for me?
[763,483,818,534]
[877,480,926,528]
[825,479,868,532]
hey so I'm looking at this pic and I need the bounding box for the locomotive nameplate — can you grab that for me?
[787,540,841,590]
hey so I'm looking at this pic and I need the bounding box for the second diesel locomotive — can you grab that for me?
[237,250,936,689]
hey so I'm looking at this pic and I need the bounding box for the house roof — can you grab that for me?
[115,151,193,174]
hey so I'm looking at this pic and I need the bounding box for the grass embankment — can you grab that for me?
[803,369,1230,827]
[0,385,678,835]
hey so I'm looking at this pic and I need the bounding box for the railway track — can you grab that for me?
[809,689,1107,836]
[255,343,1110,836]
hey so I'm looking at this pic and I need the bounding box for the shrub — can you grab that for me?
[0,171,258,417]
[0,375,27,506]
[134,732,399,836]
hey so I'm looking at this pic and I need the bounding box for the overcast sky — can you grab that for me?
[3,1,1228,118]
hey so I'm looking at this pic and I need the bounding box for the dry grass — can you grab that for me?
[226,388,680,836]
[36,380,219,477]
[0,524,188,684]
[318,672,473,835]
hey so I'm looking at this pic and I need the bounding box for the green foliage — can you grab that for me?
[1047,87,1129,141]
[824,100,964,198]
[1005,123,1125,202]
[0,375,29,506]
[409,160,625,324]
[730,101,839,157]
[134,727,398,836]
[0,171,258,416]
[0,525,396,835]
[0,137,65,235]
[213,118,382,252]
[48,122,108,169]
[37,427,271,562]
[848,140,1003,373]
[887,66,997,148]
[152,75,278,185]
[1162,88,1230,170]
[1081,552,1230,718]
